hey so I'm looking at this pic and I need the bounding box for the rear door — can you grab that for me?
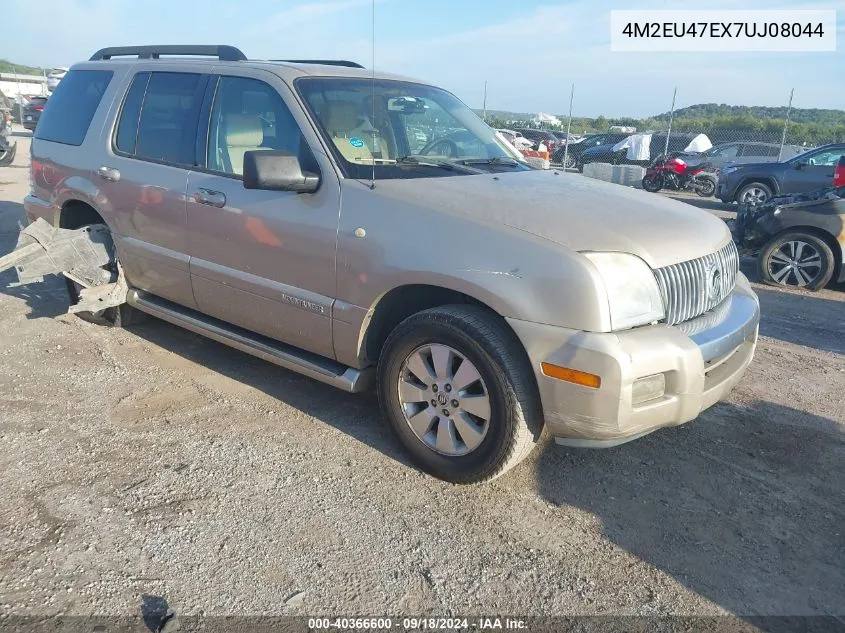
[780,146,845,193]
[185,69,340,358]
[95,69,209,308]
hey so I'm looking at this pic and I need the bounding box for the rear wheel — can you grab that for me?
[758,232,835,291]
[695,176,716,197]
[377,305,542,484]
[736,181,772,206]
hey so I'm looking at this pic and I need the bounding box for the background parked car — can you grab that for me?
[513,128,560,153]
[681,142,805,171]
[717,143,845,205]
[733,171,844,290]
[46,68,69,92]
[580,132,702,168]
[22,96,48,131]
[551,132,630,169]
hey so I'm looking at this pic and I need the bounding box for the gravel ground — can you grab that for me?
[1,133,844,619]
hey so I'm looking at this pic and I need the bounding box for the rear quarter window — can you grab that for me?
[34,69,113,146]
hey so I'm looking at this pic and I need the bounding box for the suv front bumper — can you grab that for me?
[507,274,759,447]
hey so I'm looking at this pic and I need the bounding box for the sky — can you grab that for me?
[4,0,844,118]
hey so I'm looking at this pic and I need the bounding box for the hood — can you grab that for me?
[371,170,731,269]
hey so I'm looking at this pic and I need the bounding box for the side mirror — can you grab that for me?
[243,150,320,193]
[794,161,806,170]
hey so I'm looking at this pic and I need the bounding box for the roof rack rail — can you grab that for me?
[271,59,365,69]
[89,45,247,62]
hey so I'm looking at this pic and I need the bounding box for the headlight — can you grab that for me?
[584,252,665,330]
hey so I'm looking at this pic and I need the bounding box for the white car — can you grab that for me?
[46,68,69,92]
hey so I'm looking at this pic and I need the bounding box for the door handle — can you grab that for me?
[193,188,226,208]
[97,166,121,182]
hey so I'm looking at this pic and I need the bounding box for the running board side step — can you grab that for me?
[126,290,373,393]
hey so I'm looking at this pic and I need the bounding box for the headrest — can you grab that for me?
[322,101,360,136]
[225,114,264,147]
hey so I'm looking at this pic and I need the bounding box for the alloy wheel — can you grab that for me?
[397,343,491,456]
[767,240,822,287]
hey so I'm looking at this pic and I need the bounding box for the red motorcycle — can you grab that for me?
[641,153,716,197]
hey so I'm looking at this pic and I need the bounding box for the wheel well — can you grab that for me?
[59,200,106,230]
[769,225,843,279]
[361,284,493,365]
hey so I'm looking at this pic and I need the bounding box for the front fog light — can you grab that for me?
[632,373,665,405]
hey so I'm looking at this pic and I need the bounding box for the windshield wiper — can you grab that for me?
[395,156,482,173]
[456,157,521,167]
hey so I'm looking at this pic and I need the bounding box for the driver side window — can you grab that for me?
[805,150,844,167]
[207,76,301,176]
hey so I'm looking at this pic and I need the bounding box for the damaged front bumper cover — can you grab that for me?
[0,217,127,313]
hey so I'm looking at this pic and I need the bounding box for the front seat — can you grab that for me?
[222,113,264,175]
[323,101,389,163]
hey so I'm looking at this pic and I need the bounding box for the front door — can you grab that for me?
[186,71,340,359]
[780,147,844,194]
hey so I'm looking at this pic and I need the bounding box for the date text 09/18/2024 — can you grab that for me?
[308,617,528,630]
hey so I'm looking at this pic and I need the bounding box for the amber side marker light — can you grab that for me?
[541,363,601,389]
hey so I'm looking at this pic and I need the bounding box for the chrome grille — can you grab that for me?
[653,240,739,325]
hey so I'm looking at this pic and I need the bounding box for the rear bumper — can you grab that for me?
[507,274,759,446]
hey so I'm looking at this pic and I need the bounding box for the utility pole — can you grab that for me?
[663,86,677,155]
[482,80,488,122]
[778,88,794,161]
[562,83,575,171]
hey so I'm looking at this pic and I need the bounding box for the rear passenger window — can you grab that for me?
[134,72,206,166]
[34,69,113,146]
[115,72,150,154]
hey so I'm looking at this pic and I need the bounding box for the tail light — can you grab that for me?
[834,156,845,187]
[34,106,44,111]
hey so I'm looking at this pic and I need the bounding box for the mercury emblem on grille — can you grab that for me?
[706,262,723,301]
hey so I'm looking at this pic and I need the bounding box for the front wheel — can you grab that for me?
[377,305,543,484]
[758,232,835,291]
[642,174,663,192]
[736,181,772,206]
[563,153,576,169]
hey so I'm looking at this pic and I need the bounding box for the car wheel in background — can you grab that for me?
[736,182,773,206]
[758,231,835,291]
[563,154,576,169]
[378,305,542,484]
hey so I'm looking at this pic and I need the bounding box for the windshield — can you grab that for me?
[296,77,528,179]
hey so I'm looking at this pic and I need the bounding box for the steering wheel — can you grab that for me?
[419,137,459,158]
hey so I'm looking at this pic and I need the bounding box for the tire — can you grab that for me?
[377,305,543,484]
[642,174,663,192]
[758,231,835,291]
[695,176,716,197]
[563,153,576,170]
[736,181,773,206]
[0,143,15,167]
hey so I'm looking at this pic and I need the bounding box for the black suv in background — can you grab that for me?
[513,128,560,152]
[552,133,630,169]
[717,143,845,205]
[22,96,48,131]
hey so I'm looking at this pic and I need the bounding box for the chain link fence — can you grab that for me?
[482,87,844,169]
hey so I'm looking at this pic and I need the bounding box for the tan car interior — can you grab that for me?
[214,113,265,175]
[322,100,392,163]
